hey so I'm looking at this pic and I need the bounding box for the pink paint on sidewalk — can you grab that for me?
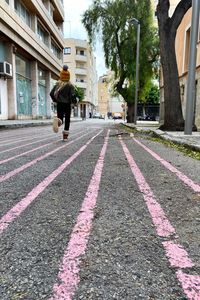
[0,131,83,165]
[162,241,194,268]
[0,131,92,183]
[0,134,55,154]
[49,131,109,300]
[120,137,200,300]
[133,138,200,193]
[0,134,49,147]
[0,142,54,165]
[177,270,200,300]
[0,130,102,234]
[119,137,175,237]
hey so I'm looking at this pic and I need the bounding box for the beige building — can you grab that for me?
[98,74,124,119]
[175,7,200,129]
[0,0,64,120]
[98,75,109,117]
[63,38,98,119]
[159,5,200,130]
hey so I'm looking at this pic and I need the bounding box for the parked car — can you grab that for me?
[112,112,122,120]
[138,114,156,121]
[93,112,104,119]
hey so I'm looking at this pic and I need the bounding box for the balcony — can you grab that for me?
[75,68,87,75]
[51,0,64,20]
[75,54,87,62]
[76,81,87,89]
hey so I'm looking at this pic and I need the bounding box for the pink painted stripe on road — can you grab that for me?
[119,137,175,237]
[162,240,194,268]
[0,131,83,165]
[49,130,109,300]
[121,137,200,299]
[0,141,55,165]
[0,134,56,155]
[133,138,200,193]
[0,131,93,183]
[0,133,52,147]
[0,130,102,234]
[177,270,200,300]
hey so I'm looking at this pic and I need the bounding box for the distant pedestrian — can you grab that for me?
[50,65,75,141]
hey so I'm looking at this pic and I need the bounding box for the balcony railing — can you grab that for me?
[75,54,87,62]
[75,68,87,75]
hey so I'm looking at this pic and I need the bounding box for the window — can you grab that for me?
[184,28,190,72]
[14,0,31,27]
[16,55,31,78]
[76,49,86,56]
[64,47,71,55]
[38,69,46,86]
[51,41,62,59]
[37,22,49,46]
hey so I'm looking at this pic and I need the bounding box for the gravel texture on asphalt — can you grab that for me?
[0,122,199,299]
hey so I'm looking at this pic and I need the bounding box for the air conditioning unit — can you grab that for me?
[0,61,12,78]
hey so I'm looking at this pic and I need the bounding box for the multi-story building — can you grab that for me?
[158,3,200,130]
[98,75,109,117]
[0,0,64,120]
[98,73,124,119]
[63,38,98,119]
[175,7,200,130]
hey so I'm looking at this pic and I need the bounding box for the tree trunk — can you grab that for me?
[127,102,135,123]
[159,27,185,131]
[157,0,193,131]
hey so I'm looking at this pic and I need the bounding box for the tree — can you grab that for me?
[82,0,159,122]
[157,0,192,130]
[74,86,84,102]
[145,84,160,105]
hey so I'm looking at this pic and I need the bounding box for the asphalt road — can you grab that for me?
[0,119,200,300]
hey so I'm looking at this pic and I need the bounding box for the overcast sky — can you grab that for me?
[63,0,107,77]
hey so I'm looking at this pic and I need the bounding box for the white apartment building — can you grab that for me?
[0,0,64,120]
[63,38,98,119]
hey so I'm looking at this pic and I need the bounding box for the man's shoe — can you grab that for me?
[63,130,69,141]
[53,117,62,133]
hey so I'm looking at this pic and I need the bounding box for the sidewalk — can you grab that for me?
[125,121,200,152]
[0,117,83,130]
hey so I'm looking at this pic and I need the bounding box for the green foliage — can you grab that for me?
[144,84,160,104]
[82,0,159,105]
[74,86,84,102]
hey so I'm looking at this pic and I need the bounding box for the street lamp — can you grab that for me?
[129,18,140,125]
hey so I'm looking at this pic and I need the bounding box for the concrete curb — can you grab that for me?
[0,118,83,130]
[0,122,52,130]
[123,123,200,152]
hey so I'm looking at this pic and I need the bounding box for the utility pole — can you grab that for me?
[129,18,140,125]
[184,0,200,134]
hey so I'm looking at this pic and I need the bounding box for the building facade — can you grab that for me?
[159,5,200,130]
[63,38,98,119]
[98,74,124,119]
[0,0,64,120]
[175,8,200,130]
